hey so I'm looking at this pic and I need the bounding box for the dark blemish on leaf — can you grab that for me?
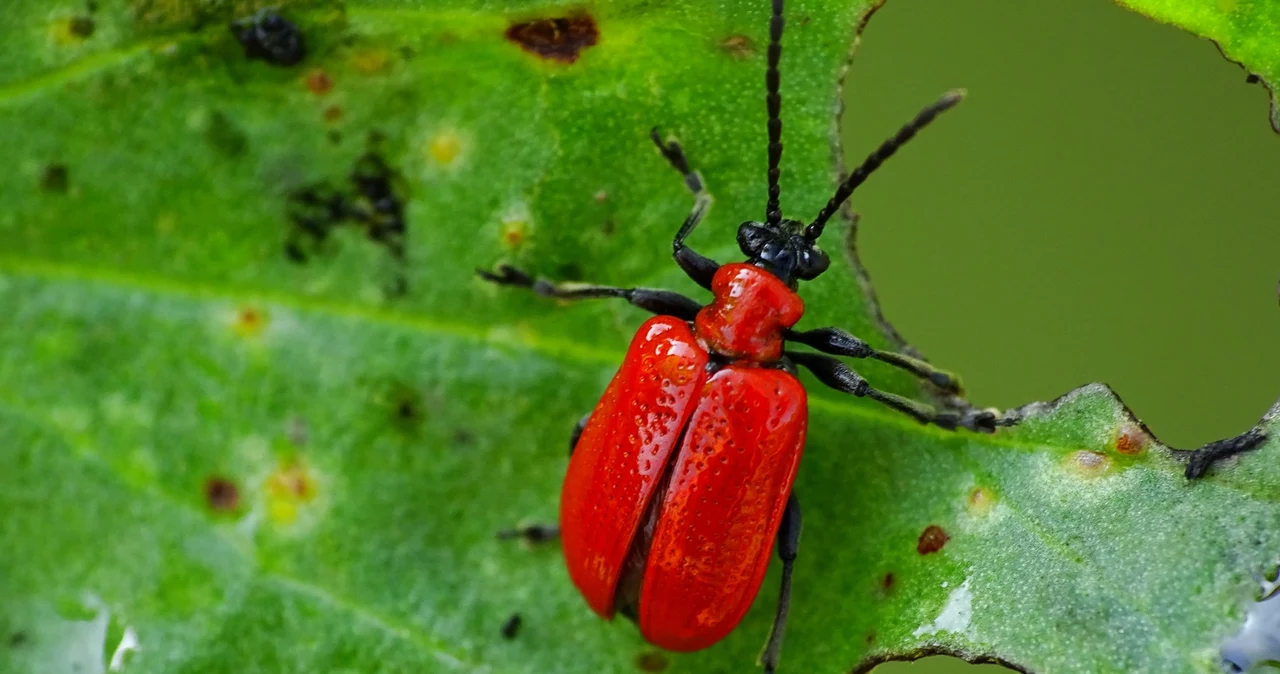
[204,476,239,511]
[635,651,669,672]
[719,34,755,58]
[69,16,95,38]
[40,164,69,193]
[916,525,949,555]
[204,111,247,157]
[305,68,333,94]
[452,428,475,447]
[284,152,409,296]
[1181,427,1267,479]
[500,612,522,639]
[232,9,305,67]
[1114,423,1148,455]
[801,16,812,26]
[8,632,27,648]
[865,632,876,645]
[382,381,425,431]
[505,15,599,64]
[601,219,616,236]
[322,105,343,123]
[399,45,416,60]
[881,573,895,591]
[327,130,342,145]
[1247,73,1261,84]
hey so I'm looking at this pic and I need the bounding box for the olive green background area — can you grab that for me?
[850,0,1278,672]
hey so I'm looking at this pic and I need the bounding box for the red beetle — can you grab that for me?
[484,0,996,669]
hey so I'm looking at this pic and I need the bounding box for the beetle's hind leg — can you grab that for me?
[786,326,965,398]
[650,128,720,291]
[789,351,998,433]
[761,492,801,674]
[477,265,703,322]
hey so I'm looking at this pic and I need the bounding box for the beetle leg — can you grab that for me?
[761,492,801,674]
[786,326,964,396]
[788,351,999,433]
[496,524,560,544]
[569,413,590,456]
[650,128,720,291]
[477,264,703,321]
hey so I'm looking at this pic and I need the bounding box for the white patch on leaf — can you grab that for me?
[913,578,973,638]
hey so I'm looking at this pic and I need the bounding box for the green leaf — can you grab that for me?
[1111,0,1280,133]
[0,2,1276,674]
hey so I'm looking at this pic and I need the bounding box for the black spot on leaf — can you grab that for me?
[232,9,305,67]
[40,164,68,193]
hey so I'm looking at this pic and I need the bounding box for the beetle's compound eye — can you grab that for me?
[795,244,830,280]
[737,222,771,258]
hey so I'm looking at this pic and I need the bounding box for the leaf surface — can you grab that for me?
[0,2,1277,674]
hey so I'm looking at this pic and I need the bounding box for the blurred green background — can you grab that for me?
[845,0,1278,671]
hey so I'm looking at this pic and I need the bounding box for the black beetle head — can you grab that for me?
[737,219,830,285]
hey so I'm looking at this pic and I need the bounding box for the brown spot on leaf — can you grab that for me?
[305,68,333,94]
[917,525,949,554]
[635,651,668,672]
[1068,449,1111,477]
[865,631,876,645]
[1114,424,1148,455]
[322,105,343,123]
[881,573,895,590]
[204,477,239,511]
[40,164,68,193]
[505,15,599,64]
[720,34,755,58]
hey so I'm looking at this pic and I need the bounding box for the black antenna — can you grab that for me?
[804,89,965,241]
[765,0,785,226]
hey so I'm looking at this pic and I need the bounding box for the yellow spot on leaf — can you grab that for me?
[967,486,996,516]
[501,216,531,250]
[352,49,390,74]
[266,459,317,525]
[232,307,268,338]
[429,132,463,166]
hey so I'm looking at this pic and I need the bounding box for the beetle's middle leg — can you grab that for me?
[478,265,702,322]
[496,414,589,543]
[788,351,998,433]
[761,492,801,674]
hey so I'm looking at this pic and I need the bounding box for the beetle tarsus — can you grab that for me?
[496,524,561,544]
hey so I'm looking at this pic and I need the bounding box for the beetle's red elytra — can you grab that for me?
[483,0,998,670]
